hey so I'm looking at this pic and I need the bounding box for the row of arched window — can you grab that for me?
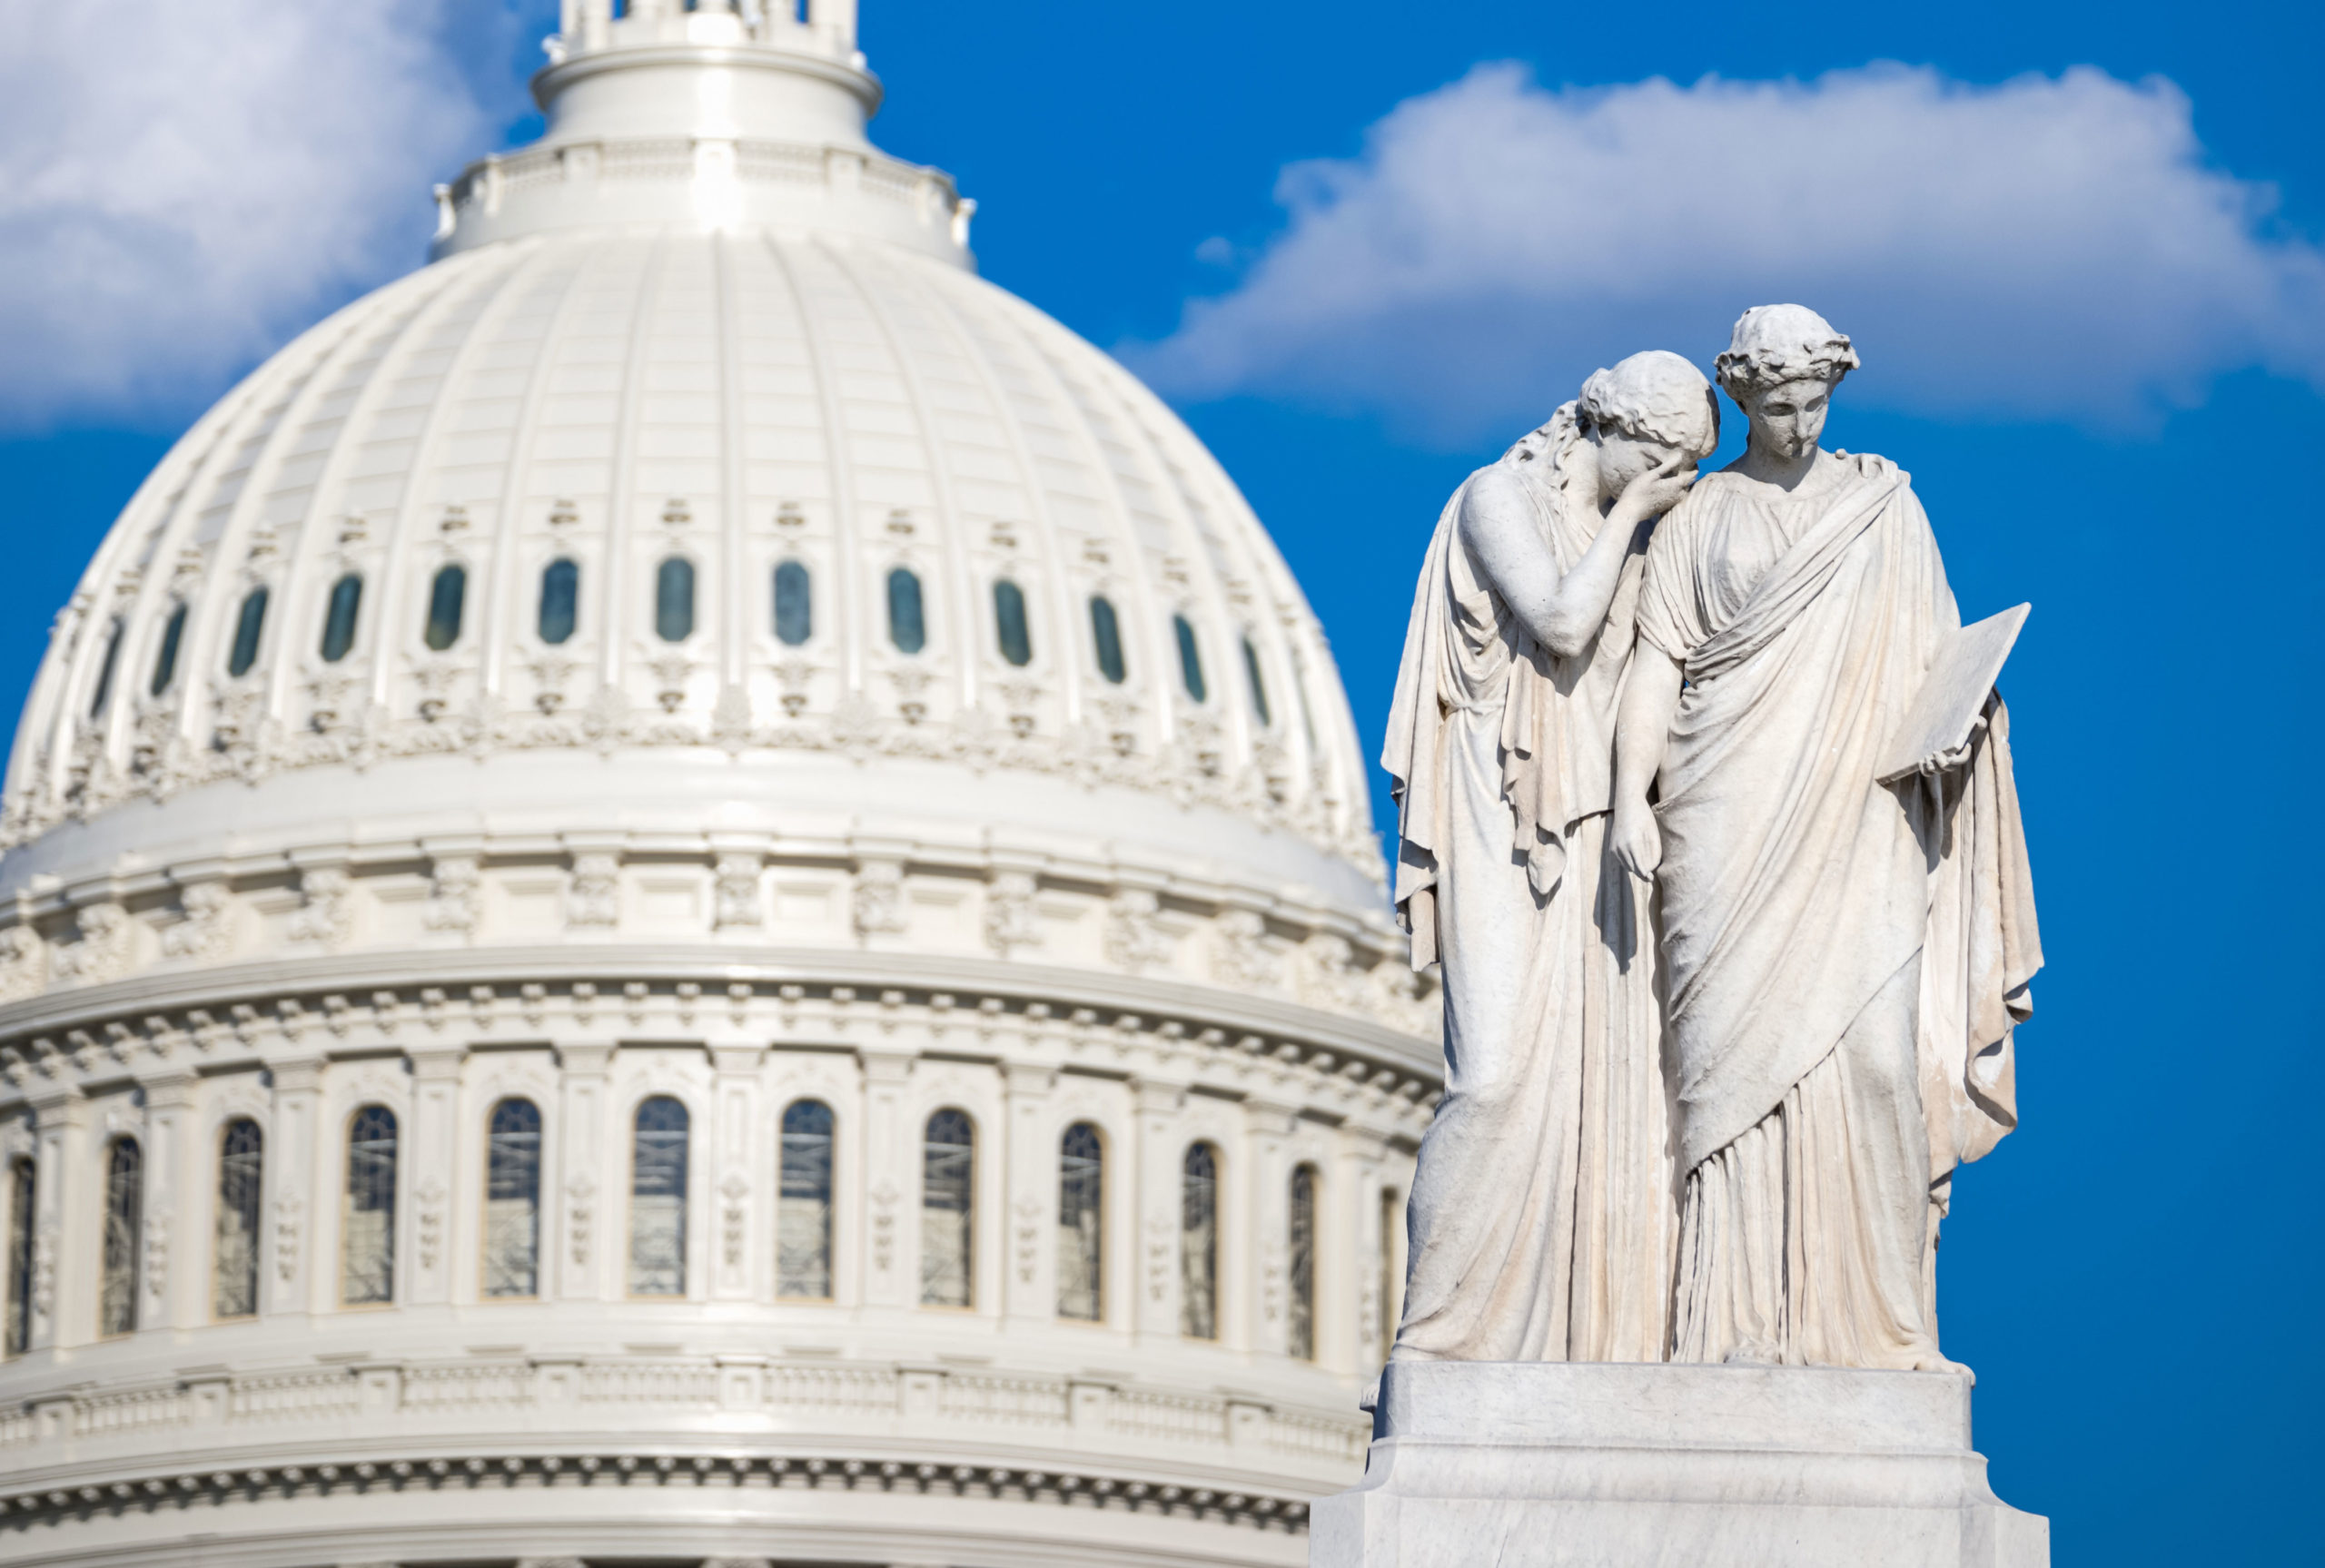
[9,1106,1324,1356]
[94,559,1277,728]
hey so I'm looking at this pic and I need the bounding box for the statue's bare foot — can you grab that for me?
[1912,1350,1975,1382]
[1723,1340,1781,1366]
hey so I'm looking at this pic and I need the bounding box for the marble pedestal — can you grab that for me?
[1310,1361,2047,1568]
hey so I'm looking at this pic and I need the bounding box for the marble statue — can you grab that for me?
[1382,350,1718,1363]
[1321,308,2050,1567]
[1610,304,2043,1371]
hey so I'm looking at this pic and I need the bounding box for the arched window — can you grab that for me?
[777,1099,834,1298]
[213,1119,263,1320]
[88,617,124,718]
[1288,1165,1318,1361]
[149,603,186,697]
[320,574,362,663]
[423,564,467,651]
[655,557,696,642]
[886,567,925,654]
[6,1159,35,1354]
[1089,596,1125,685]
[227,587,268,677]
[1058,1122,1104,1321]
[628,1097,688,1297]
[1181,1143,1219,1340]
[993,579,1032,666]
[341,1106,398,1306]
[921,1110,975,1308]
[539,558,579,645]
[773,560,811,646]
[482,1099,542,1297]
[100,1138,142,1336]
[1173,614,1207,703]
[1242,636,1271,727]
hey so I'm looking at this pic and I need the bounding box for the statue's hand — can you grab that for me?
[1914,711,1989,778]
[1611,796,1661,881]
[1617,448,1697,526]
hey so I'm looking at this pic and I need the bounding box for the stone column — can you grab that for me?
[271,1057,322,1317]
[709,1043,764,1301]
[556,1044,612,1301]
[1242,1095,1298,1357]
[857,1045,915,1310]
[141,1071,201,1330]
[1000,1060,1055,1327]
[1130,1076,1187,1347]
[406,1045,463,1306]
[26,1088,84,1350]
[1341,1126,1395,1371]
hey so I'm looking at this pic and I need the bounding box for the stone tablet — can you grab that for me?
[1875,603,2030,783]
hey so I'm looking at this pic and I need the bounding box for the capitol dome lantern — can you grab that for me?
[0,5,1439,1566]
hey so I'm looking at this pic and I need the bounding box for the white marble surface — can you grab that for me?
[1313,1360,2048,1567]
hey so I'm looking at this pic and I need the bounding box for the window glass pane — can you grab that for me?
[1288,1166,1318,1361]
[1173,614,1207,703]
[1057,1123,1103,1321]
[886,567,925,654]
[214,1119,263,1320]
[101,1139,142,1336]
[1242,636,1271,727]
[921,1110,975,1308]
[318,575,361,664]
[149,604,186,697]
[342,1107,398,1306]
[227,587,268,677]
[88,618,124,718]
[774,560,812,646]
[1181,1143,1218,1340]
[1379,1187,1402,1361]
[424,564,467,651]
[539,558,579,646]
[628,1098,688,1297]
[6,1160,35,1354]
[483,1100,542,1297]
[777,1100,834,1298]
[1089,597,1125,685]
[993,579,1031,666]
[656,557,696,642]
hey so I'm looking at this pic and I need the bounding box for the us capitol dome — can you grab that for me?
[0,4,1440,1565]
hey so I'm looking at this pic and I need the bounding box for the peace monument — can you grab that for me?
[1315,308,2046,1564]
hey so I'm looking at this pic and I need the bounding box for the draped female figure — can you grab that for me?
[1383,351,1716,1364]
[1612,306,2041,1370]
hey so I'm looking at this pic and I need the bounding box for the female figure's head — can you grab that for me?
[1715,304,1858,466]
[1575,349,1720,505]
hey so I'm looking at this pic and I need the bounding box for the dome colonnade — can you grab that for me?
[0,2,1439,1564]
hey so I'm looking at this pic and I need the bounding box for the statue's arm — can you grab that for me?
[1611,641,1684,880]
[1460,468,1656,660]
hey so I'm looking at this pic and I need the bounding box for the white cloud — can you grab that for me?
[0,0,535,429]
[1131,63,2325,441]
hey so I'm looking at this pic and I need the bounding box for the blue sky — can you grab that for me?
[3,2,2320,1560]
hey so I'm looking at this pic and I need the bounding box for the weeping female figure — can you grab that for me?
[1384,350,1717,1365]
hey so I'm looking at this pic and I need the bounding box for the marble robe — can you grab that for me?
[1633,452,2041,1368]
[1380,410,1671,1365]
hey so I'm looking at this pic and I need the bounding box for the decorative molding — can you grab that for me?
[567,854,619,929]
[422,856,481,937]
[983,872,1040,958]
[288,870,352,951]
[852,861,907,941]
[713,855,765,931]
[0,1443,1316,1533]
